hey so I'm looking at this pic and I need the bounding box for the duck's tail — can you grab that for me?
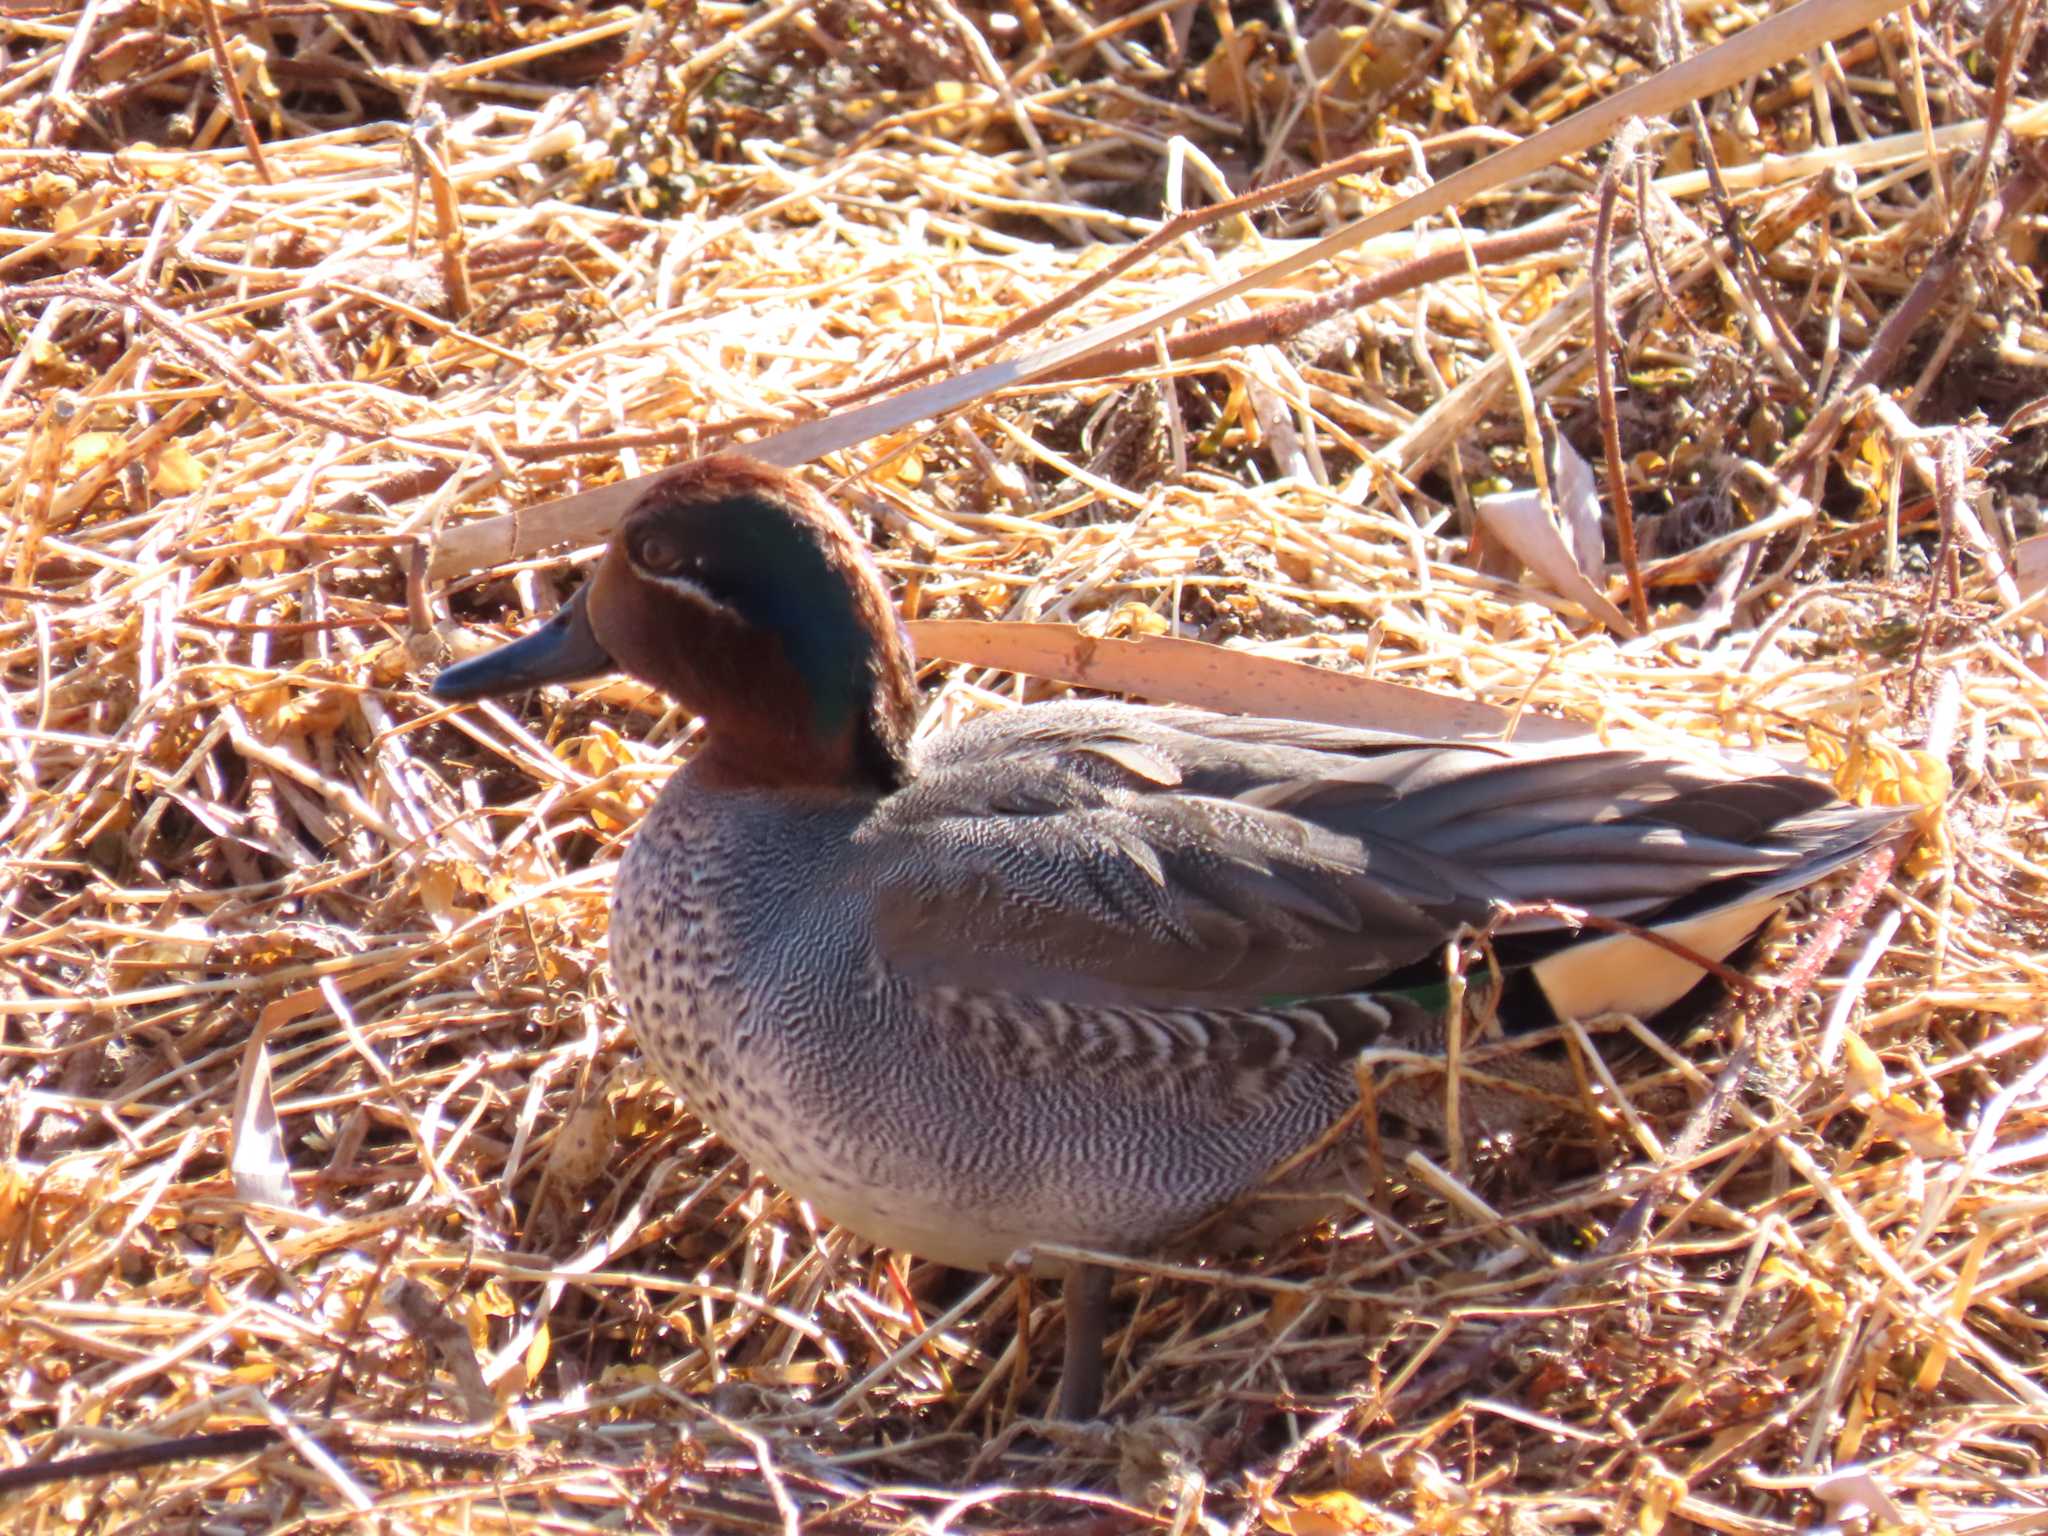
[1519,797,1911,1025]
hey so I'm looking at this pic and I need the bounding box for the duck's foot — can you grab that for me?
[1055,1261,1113,1421]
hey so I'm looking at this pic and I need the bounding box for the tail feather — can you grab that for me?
[1525,799,1908,1024]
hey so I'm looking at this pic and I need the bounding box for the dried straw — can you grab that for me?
[2,0,2045,1530]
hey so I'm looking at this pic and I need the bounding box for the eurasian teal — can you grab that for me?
[433,454,1906,1418]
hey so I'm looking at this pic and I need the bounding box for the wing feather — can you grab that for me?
[858,701,1902,1011]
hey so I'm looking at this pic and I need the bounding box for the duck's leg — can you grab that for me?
[1055,1262,1112,1420]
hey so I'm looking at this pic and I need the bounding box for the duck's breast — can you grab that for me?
[607,777,1362,1270]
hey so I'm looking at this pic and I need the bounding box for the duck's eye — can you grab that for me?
[632,532,687,575]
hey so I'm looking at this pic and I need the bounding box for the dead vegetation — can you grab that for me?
[2,0,2047,1530]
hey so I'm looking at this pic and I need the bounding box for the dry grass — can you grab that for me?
[3,0,2047,1530]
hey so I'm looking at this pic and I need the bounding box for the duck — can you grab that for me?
[432,453,1907,1420]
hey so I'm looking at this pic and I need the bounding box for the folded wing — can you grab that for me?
[857,702,1903,1012]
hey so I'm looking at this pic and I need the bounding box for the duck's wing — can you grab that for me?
[859,701,1903,1011]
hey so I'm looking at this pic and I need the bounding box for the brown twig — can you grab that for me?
[408,106,473,319]
[1657,0,1809,375]
[195,0,273,184]
[1593,122,1652,633]
[0,1429,285,1495]
[820,129,1514,416]
[1043,210,1625,385]
[0,1427,508,1496]
[1906,432,1969,709]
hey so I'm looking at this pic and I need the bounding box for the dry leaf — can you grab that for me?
[230,1037,298,1211]
[1199,22,1272,116]
[53,184,107,269]
[1810,732,1951,810]
[1101,601,1171,639]
[1840,1032,1890,1100]
[518,1319,551,1394]
[0,1161,58,1259]
[364,636,414,687]
[907,619,1586,742]
[473,1277,518,1323]
[1636,1465,1687,1535]
[1843,424,1892,514]
[149,442,207,494]
[1867,1093,1963,1158]
[575,722,644,831]
[1546,427,1607,582]
[543,1082,617,1190]
[1264,1288,1307,1335]
[1806,728,1950,875]
[271,683,357,740]
[1473,432,1637,636]
[108,920,214,988]
[230,513,288,578]
[1305,26,1397,106]
[1265,1489,1385,1535]
[387,1278,496,1420]
[2015,532,2047,599]
[237,658,365,743]
[1915,1228,1990,1391]
[1809,1466,1908,1524]
[60,431,125,479]
[1838,1030,1952,1156]
[1761,1255,1847,1330]
[418,859,470,933]
[612,1075,678,1140]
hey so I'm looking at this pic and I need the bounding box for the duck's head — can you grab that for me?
[433,455,918,792]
